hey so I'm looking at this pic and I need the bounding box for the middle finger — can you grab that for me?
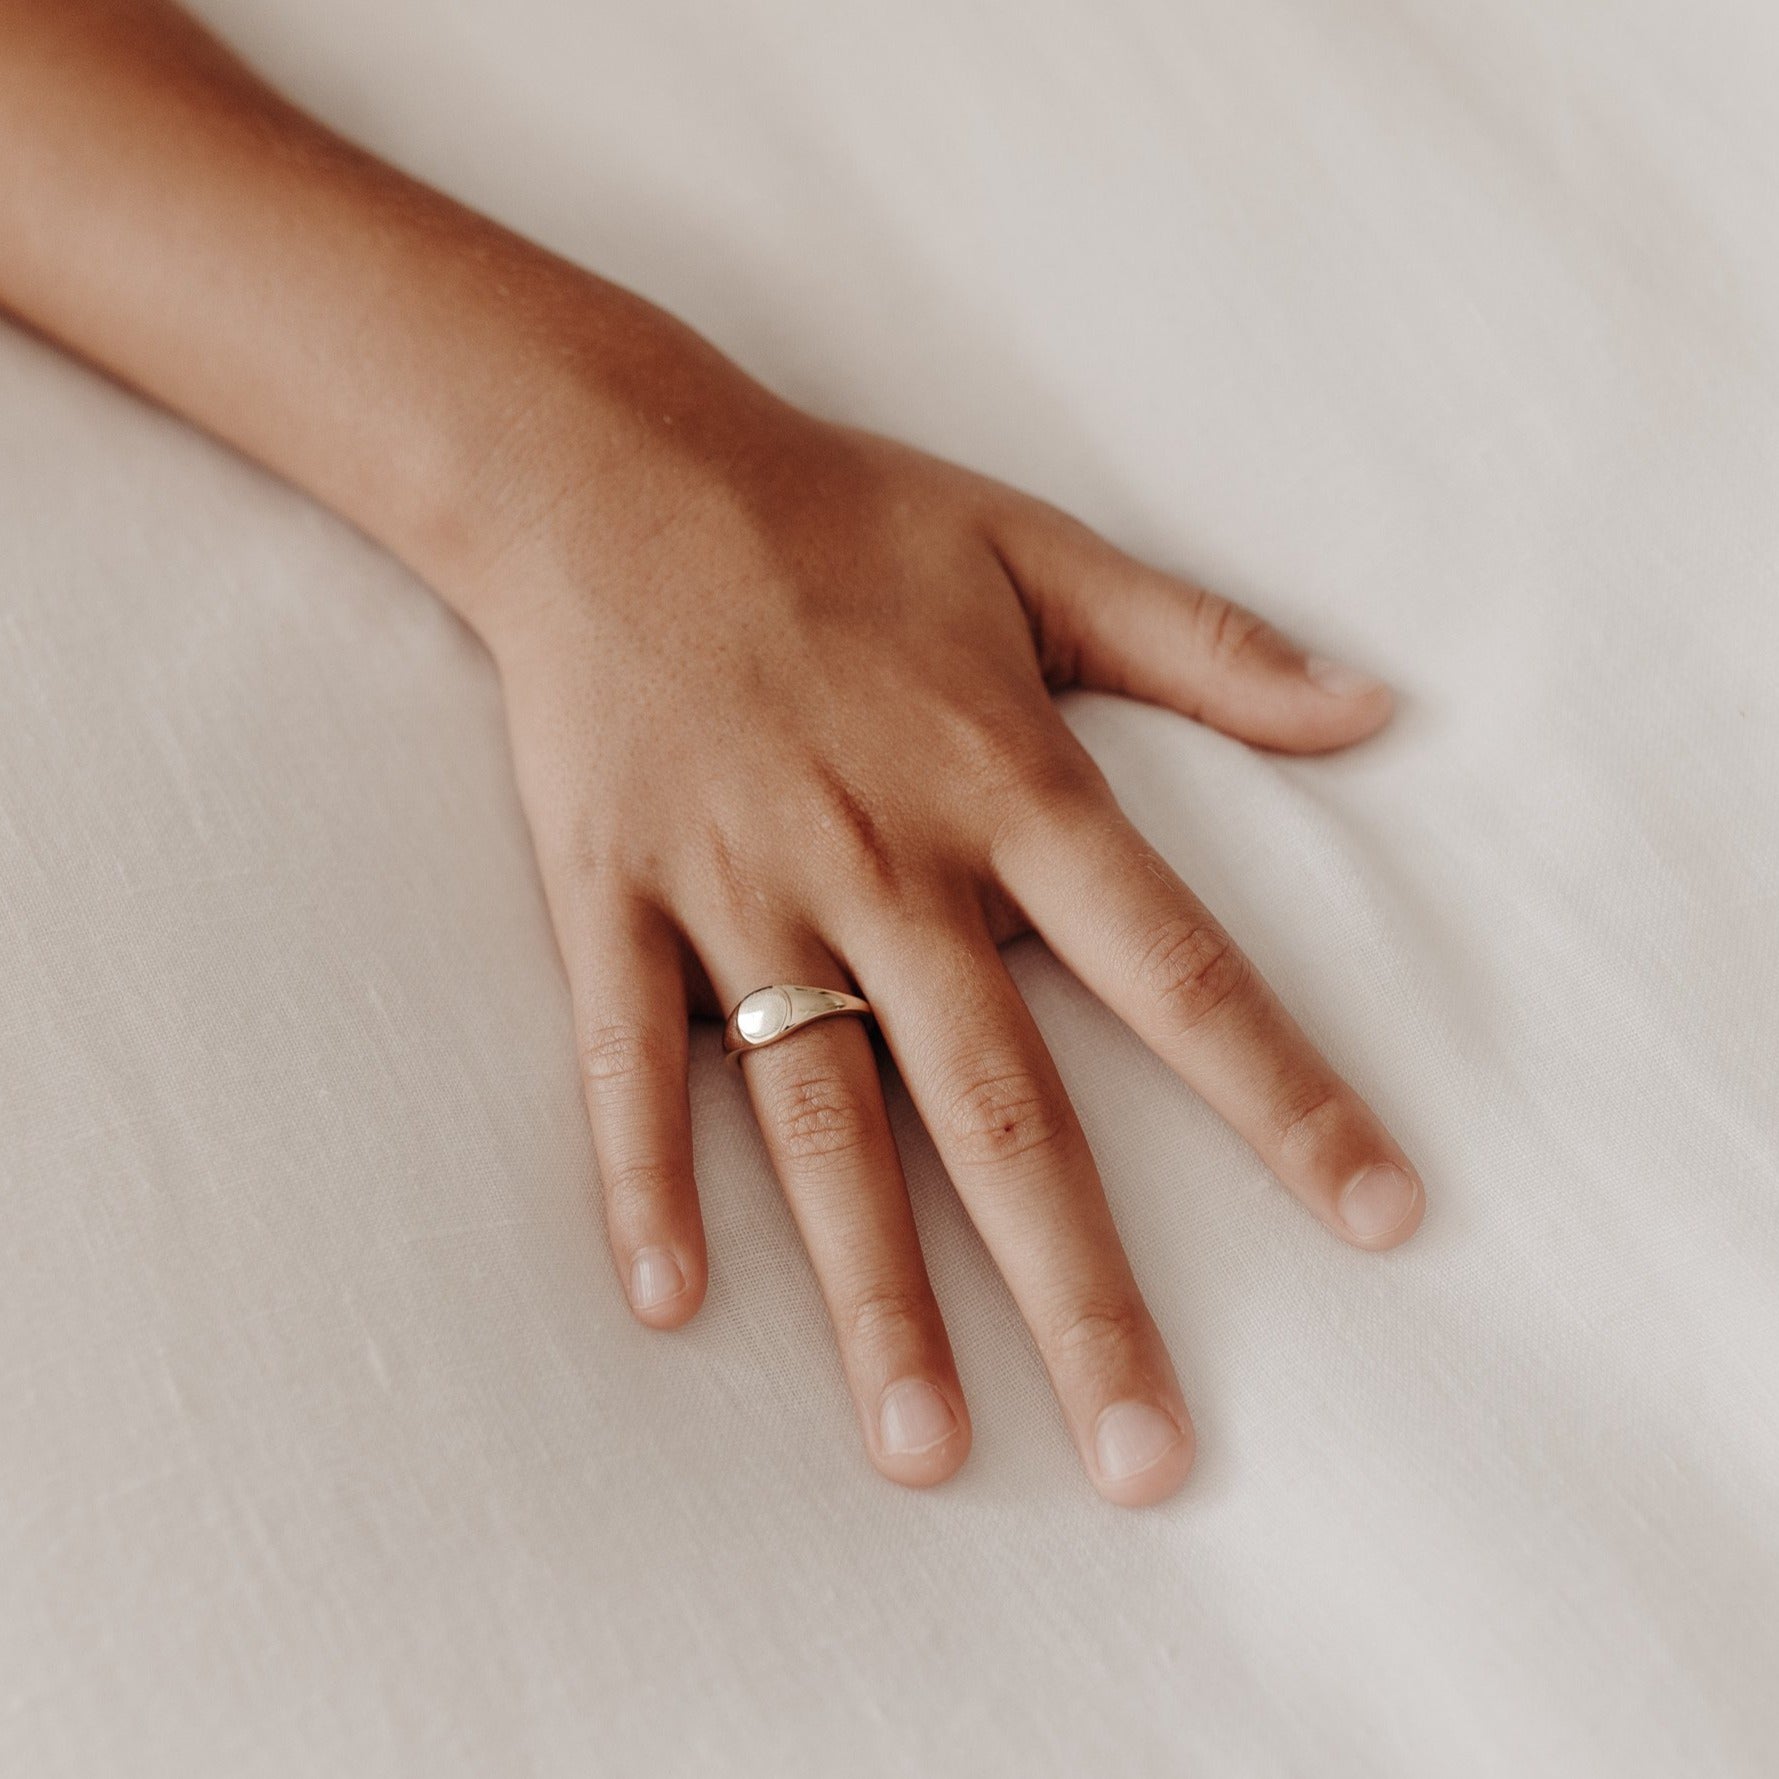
[853,901,1195,1507]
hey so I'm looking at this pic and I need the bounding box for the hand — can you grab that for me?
[0,0,1421,1508]
[460,333,1426,1507]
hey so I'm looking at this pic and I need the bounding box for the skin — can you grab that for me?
[0,0,1425,1506]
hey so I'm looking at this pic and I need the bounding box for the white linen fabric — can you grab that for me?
[3,2,1776,1773]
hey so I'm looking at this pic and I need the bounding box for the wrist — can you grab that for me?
[402,274,792,646]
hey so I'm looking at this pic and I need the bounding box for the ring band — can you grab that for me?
[722,983,873,1062]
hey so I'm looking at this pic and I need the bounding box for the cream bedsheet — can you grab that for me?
[3,1,1776,1773]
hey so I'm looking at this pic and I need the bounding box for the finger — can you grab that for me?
[557,889,706,1328]
[712,935,970,1488]
[999,798,1425,1251]
[855,906,1194,1507]
[994,500,1393,753]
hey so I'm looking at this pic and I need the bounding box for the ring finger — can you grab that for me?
[707,928,971,1488]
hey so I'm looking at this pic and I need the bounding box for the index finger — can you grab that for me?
[996,799,1426,1249]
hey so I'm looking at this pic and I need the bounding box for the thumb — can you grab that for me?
[996,501,1393,754]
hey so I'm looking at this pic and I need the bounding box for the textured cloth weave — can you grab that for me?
[2,2,1776,1773]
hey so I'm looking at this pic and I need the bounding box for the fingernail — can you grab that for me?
[1093,1401,1185,1482]
[879,1378,958,1456]
[629,1246,686,1310]
[1306,654,1386,699]
[1338,1163,1420,1242]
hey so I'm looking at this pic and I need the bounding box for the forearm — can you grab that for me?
[0,0,765,621]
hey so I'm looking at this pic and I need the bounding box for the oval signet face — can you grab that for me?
[736,987,794,1044]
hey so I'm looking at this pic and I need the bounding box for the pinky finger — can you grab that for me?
[560,892,707,1327]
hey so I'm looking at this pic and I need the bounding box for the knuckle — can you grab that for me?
[579,1019,672,1091]
[843,1282,935,1353]
[802,764,902,900]
[1270,1078,1345,1159]
[957,716,1111,866]
[761,1064,874,1166]
[600,1155,684,1221]
[1195,593,1268,669]
[945,700,1066,810]
[1134,914,1254,1036]
[548,823,625,890]
[940,1061,1068,1170]
[1046,1297,1148,1371]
